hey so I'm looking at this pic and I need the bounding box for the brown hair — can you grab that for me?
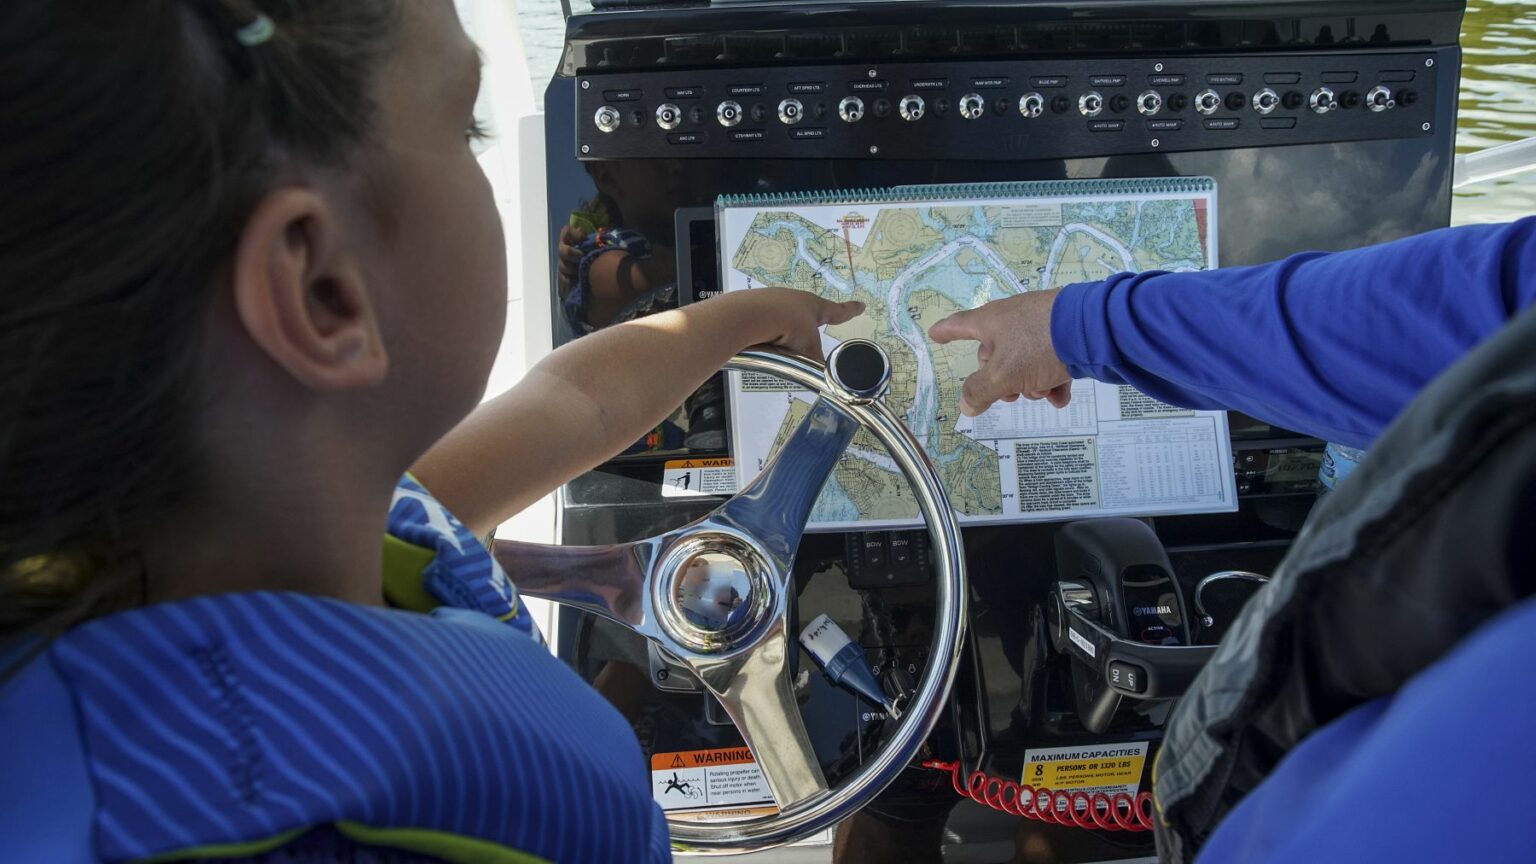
[0,0,399,658]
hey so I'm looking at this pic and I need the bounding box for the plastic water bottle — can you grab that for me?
[1318,442,1367,493]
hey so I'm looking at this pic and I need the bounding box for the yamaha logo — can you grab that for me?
[1133,605,1174,616]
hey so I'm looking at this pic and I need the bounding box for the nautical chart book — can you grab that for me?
[716,177,1236,530]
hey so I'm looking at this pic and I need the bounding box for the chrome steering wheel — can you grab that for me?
[493,342,967,854]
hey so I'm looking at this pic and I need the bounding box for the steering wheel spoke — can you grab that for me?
[682,623,830,811]
[711,396,860,581]
[493,539,656,633]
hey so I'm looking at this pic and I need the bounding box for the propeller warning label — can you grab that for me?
[650,747,777,822]
[662,458,738,498]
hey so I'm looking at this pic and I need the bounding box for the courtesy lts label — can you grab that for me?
[650,747,777,822]
[1020,742,1149,799]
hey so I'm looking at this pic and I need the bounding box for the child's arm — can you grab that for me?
[410,288,863,537]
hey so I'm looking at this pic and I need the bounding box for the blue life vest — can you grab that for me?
[0,595,671,862]
[0,477,672,862]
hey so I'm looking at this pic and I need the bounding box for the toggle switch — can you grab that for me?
[1252,87,1280,115]
[593,105,622,133]
[1309,86,1337,114]
[1366,84,1396,112]
[655,103,682,130]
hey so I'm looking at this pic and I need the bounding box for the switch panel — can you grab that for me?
[845,530,933,588]
[576,50,1439,161]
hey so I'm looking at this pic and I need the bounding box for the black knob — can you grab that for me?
[689,105,705,125]
[1225,91,1247,111]
[1168,93,1188,112]
[1400,89,1419,105]
[829,340,890,397]
[629,108,645,126]
[1340,90,1362,109]
[994,96,1011,115]
[1110,94,1130,113]
[751,103,767,123]
[1051,95,1070,113]
[813,101,828,120]
[873,98,892,118]
[934,97,950,116]
[1282,90,1304,110]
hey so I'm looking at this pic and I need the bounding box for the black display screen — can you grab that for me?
[675,207,718,305]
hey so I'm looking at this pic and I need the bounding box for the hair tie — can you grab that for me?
[234,13,275,48]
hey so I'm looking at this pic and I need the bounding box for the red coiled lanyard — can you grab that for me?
[921,760,1155,832]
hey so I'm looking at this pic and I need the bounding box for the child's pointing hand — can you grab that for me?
[735,287,865,363]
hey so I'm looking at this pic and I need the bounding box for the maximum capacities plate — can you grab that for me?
[575,49,1442,161]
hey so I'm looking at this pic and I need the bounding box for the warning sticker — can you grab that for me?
[1021,742,1149,800]
[662,458,739,498]
[1068,626,1096,658]
[650,747,778,823]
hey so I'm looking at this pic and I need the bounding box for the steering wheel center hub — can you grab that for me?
[655,533,777,653]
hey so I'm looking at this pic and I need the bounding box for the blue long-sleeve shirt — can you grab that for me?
[1049,218,1536,864]
[1051,217,1536,448]
[1198,596,1536,864]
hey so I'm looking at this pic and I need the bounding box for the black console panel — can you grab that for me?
[548,3,1461,853]
[576,51,1440,161]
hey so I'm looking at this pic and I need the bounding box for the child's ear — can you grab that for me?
[230,187,388,391]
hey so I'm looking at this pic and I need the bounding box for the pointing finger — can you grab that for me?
[960,362,1007,417]
[821,299,865,326]
[1044,382,1074,408]
[929,309,986,345]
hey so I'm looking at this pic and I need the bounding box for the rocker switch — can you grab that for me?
[1108,660,1147,695]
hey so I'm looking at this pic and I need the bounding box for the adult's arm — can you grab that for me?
[1051,217,1536,447]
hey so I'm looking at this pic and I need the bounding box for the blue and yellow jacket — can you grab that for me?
[0,476,671,863]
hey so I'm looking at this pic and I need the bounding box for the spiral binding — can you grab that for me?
[921,760,1156,832]
[716,176,1215,210]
